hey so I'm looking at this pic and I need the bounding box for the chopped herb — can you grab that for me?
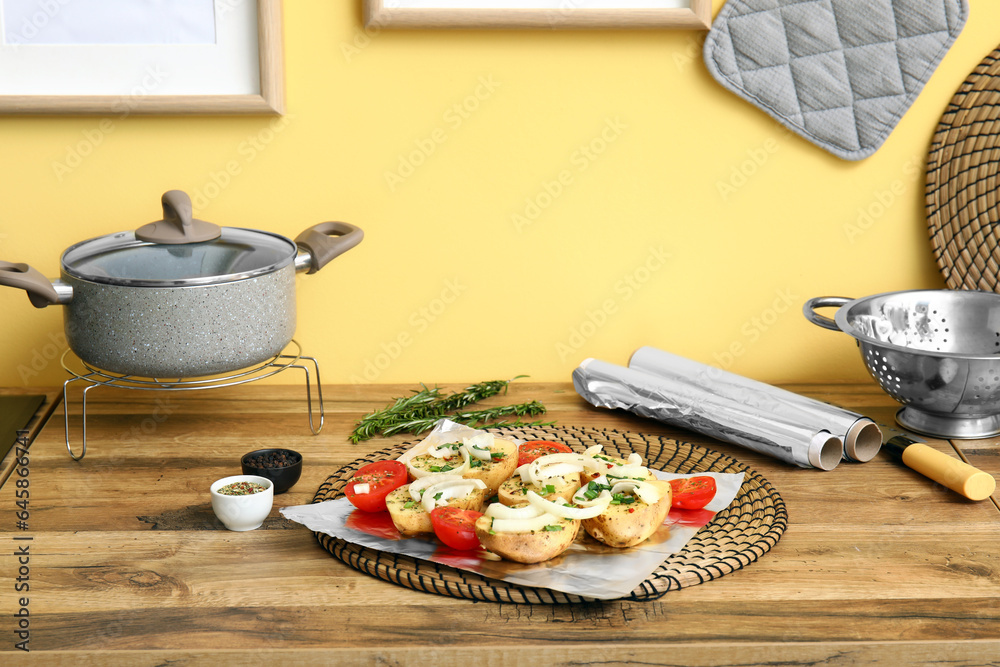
[434,492,443,501]
[469,459,484,469]
[583,480,610,500]
[607,473,645,482]
[611,493,636,505]
[429,464,454,473]
[490,452,504,460]
[543,525,564,532]
[542,484,556,495]
[403,500,417,509]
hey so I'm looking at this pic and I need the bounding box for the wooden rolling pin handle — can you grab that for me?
[884,437,996,501]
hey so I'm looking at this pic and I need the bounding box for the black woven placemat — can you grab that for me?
[312,425,787,604]
[927,44,1000,291]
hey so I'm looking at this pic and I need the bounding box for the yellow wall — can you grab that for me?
[1,1,998,388]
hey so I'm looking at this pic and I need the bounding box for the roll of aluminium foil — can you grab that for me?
[572,358,844,470]
[628,346,882,462]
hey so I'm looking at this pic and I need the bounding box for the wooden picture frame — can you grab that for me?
[365,0,712,30]
[0,0,284,115]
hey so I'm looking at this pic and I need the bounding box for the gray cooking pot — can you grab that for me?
[0,190,362,378]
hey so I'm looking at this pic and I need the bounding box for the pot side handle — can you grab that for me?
[0,261,60,308]
[803,296,851,331]
[294,222,364,275]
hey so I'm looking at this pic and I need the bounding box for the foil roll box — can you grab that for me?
[572,348,883,471]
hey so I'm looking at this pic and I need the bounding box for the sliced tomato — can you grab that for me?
[429,506,483,551]
[345,460,407,513]
[516,440,572,467]
[669,476,717,510]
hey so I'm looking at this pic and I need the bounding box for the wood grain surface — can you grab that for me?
[1,381,998,665]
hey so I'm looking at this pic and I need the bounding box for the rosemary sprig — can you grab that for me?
[378,400,548,438]
[349,377,536,443]
[426,375,526,413]
[350,384,443,443]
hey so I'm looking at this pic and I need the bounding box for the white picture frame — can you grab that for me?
[0,0,284,115]
[365,0,712,30]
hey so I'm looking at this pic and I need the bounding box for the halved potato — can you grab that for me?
[497,472,579,506]
[579,453,657,486]
[475,510,579,564]
[385,483,488,537]
[405,437,518,496]
[406,450,464,481]
[582,480,673,548]
[462,437,518,496]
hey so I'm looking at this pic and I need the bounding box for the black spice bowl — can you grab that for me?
[241,448,303,494]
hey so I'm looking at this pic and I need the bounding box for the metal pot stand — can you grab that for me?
[60,339,323,460]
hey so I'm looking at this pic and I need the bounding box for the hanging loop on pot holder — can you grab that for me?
[135,190,222,244]
[0,261,60,308]
[294,222,364,275]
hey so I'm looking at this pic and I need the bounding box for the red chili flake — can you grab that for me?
[627,508,635,513]
[606,464,614,469]
[218,481,266,496]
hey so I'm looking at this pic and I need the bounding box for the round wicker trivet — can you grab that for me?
[927,45,1000,291]
[312,425,787,604]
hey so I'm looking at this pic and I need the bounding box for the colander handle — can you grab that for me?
[803,296,851,331]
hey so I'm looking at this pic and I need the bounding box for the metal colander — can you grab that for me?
[805,289,1000,438]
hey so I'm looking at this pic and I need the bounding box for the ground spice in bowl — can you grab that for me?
[217,481,267,496]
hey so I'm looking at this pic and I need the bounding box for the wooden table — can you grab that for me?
[1,381,998,665]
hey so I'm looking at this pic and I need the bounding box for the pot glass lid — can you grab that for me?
[61,228,297,287]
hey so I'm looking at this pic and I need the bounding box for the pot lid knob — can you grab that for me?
[134,190,222,244]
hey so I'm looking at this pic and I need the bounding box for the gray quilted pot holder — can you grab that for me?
[703,0,968,160]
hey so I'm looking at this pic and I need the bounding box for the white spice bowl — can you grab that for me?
[210,474,274,531]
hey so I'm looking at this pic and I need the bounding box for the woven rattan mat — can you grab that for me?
[312,425,787,604]
[927,45,1000,291]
